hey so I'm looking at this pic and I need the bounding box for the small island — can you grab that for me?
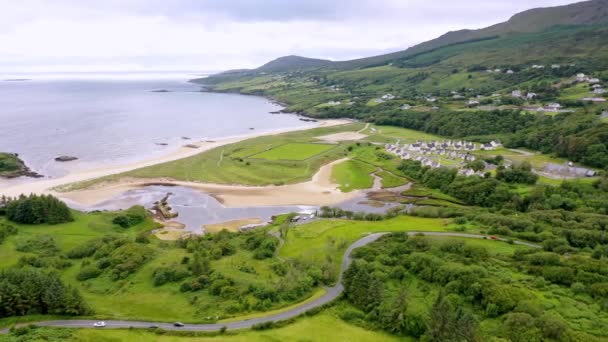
[150,89,171,93]
[0,152,42,178]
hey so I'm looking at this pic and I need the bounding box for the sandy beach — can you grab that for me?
[1,119,356,207]
[58,158,360,208]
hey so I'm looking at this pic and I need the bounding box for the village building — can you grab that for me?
[546,103,562,110]
[532,65,545,69]
[543,163,596,178]
[453,94,464,99]
[576,73,588,82]
[551,64,561,69]
[582,97,607,102]
[426,97,437,103]
[511,90,522,98]
[527,92,537,99]
[381,94,396,100]
[593,88,606,94]
[400,104,412,110]
[481,143,495,151]
[468,100,480,106]
[506,69,514,74]
[326,100,341,106]
[589,78,601,84]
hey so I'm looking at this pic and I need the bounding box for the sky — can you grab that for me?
[0,0,581,73]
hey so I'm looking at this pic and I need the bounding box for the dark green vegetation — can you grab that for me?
[343,233,608,341]
[198,1,608,169]
[1,194,73,225]
[0,268,90,318]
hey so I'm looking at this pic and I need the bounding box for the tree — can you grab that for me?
[381,288,409,334]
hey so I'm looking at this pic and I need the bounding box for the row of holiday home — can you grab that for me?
[386,140,501,153]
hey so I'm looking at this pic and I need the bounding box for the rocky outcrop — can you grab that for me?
[54,156,78,162]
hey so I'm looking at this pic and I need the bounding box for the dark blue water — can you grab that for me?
[0,72,313,178]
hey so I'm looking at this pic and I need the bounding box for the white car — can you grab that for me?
[93,321,106,328]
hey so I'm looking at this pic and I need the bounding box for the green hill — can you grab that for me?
[196,0,608,169]
[257,55,332,72]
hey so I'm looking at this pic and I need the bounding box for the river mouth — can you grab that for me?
[65,185,317,234]
[62,183,406,234]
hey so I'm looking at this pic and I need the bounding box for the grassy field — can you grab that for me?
[376,170,409,188]
[65,123,364,190]
[1,308,405,342]
[280,216,449,269]
[0,212,159,268]
[330,159,376,192]
[251,143,336,161]
[362,125,442,143]
[0,212,323,323]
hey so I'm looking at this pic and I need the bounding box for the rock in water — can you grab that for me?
[55,156,78,162]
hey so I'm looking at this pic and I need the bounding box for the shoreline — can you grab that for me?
[58,158,361,208]
[0,119,354,202]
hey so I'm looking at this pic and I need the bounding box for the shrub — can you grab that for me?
[152,265,190,286]
[112,205,148,228]
[76,266,102,281]
[15,235,60,257]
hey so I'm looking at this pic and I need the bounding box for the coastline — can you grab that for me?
[58,158,360,208]
[0,119,354,203]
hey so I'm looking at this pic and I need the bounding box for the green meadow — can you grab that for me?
[63,123,365,190]
[251,142,336,161]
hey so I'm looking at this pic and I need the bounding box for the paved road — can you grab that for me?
[0,232,539,333]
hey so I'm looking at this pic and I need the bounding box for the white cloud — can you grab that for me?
[0,0,580,72]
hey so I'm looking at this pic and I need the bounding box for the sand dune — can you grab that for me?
[59,158,358,208]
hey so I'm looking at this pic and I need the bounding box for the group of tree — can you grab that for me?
[1,194,72,224]
[0,267,90,318]
[341,233,592,340]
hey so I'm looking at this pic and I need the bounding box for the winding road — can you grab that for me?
[0,232,539,333]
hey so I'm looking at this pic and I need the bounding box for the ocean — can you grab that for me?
[0,71,313,180]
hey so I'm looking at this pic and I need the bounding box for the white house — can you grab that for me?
[381,94,396,100]
[551,64,561,69]
[576,73,588,82]
[453,94,464,99]
[592,84,602,89]
[494,68,501,73]
[481,143,495,151]
[400,104,412,110]
[426,97,437,103]
[547,103,562,110]
[468,100,480,106]
[506,70,515,74]
[532,65,545,69]
[594,88,606,94]
[326,100,341,106]
[527,92,537,99]
[589,78,601,84]
[512,90,522,98]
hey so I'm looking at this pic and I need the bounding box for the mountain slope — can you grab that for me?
[331,0,608,70]
[257,55,333,72]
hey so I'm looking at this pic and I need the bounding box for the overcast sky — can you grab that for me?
[0,0,580,73]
